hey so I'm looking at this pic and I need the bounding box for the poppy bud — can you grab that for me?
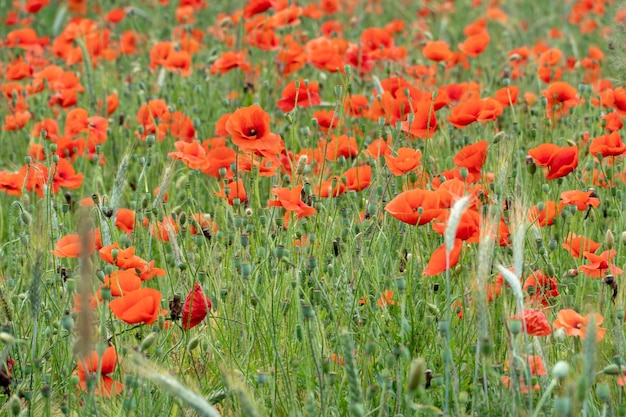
[407,357,426,392]
[605,229,615,249]
[596,383,610,402]
[553,361,570,380]
[9,395,21,416]
[187,335,201,351]
[140,332,158,351]
[60,313,74,332]
[553,397,570,416]
[509,319,522,335]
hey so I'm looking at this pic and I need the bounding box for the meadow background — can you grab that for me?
[0,0,624,416]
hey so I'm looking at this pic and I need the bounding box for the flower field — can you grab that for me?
[1,0,626,415]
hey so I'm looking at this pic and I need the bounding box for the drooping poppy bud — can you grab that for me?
[182,283,212,331]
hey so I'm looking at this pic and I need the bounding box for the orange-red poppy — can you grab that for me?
[102,269,142,298]
[553,309,606,341]
[276,79,321,112]
[522,269,559,307]
[385,189,443,225]
[422,40,452,62]
[210,51,251,75]
[75,346,123,397]
[342,165,371,192]
[510,309,552,336]
[216,179,247,205]
[364,136,393,158]
[400,100,438,139]
[562,233,601,258]
[109,288,163,325]
[423,239,463,276]
[168,140,210,170]
[528,144,578,180]
[589,131,626,157]
[225,105,282,153]
[458,32,490,57]
[579,250,623,278]
[453,140,488,174]
[325,135,358,161]
[269,185,316,224]
[558,190,600,212]
[527,201,558,227]
[384,148,422,176]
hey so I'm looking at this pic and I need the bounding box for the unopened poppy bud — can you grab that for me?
[295,155,308,175]
[548,239,557,251]
[526,156,537,175]
[566,269,578,277]
[146,135,156,146]
[20,210,31,226]
[509,319,522,335]
[9,394,21,416]
[334,85,343,99]
[553,361,570,380]
[541,183,550,194]
[617,310,625,321]
[100,287,112,302]
[554,397,570,416]
[141,332,158,351]
[187,335,201,351]
[605,229,615,249]
[407,358,426,392]
[596,383,610,402]
[60,313,74,331]
[241,262,251,278]
[601,364,626,375]
[0,332,16,345]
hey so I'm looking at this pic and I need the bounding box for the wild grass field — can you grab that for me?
[0,0,625,415]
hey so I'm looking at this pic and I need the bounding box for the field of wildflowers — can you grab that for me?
[1,0,626,415]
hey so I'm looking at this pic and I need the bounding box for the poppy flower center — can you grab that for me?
[247,128,257,137]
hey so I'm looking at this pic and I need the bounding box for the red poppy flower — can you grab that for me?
[168,140,210,170]
[553,309,605,341]
[342,165,371,192]
[365,137,393,159]
[215,179,247,205]
[325,135,358,161]
[269,185,316,224]
[109,288,163,325]
[225,105,282,153]
[385,189,444,226]
[422,40,452,62]
[182,283,212,330]
[102,269,142,298]
[400,100,438,139]
[511,309,552,336]
[276,79,321,112]
[579,250,623,278]
[453,140,488,174]
[75,346,123,397]
[384,148,422,176]
[558,190,600,212]
[423,239,463,276]
[562,233,601,259]
[210,51,251,75]
[589,131,626,157]
[523,270,559,306]
[458,32,490,57]
[100,244,146,270]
